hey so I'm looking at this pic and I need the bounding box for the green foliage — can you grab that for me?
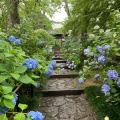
[85,86,120,120]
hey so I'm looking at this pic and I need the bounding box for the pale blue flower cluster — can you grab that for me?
[78,71,82,75]
[84,48,90,56]
[98,56,105,64]
[94,74,100,80]
[94,54,99,59]
[36,83,40,88]
[9,36,21,45]
[24,58,38,71]
[117,80,120,88]
[12,94,18,106]
[27,111,44,120]
[67,61,76,69]
[51,60,56,68]
[103,44,110,52]
[44,69,52,76]
[0,106,9,115]
[96,46,103,53]
[107,70,118,80]
[101,84,110,95]
[78,78,84,83]
[15,39,21,45]
[44,60,56,76]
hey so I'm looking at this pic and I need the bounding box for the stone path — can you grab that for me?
[38,49,97,120]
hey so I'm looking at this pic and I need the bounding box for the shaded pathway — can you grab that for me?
[37,49,97,120]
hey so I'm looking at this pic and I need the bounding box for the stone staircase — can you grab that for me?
[37,49,97,120]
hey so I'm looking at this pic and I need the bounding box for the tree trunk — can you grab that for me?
[10,0,20,27]
[64,0,71,17]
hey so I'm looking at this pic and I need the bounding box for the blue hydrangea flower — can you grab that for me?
[103,45,110,52]
[15,39,21,45]
[94,74,100,80]
[74,65,76,68]
[78,71,82,75]
[117,80,120,88]
[9,36,16,42]
[107,70,118,80]
[51,60,56,67]
[78,78,84,83]
[94,66,99,69]
[48,64,54,70]
[44,69,52,76]
[12,94,18,106]
[84,49,90,56]
[101,84,110,95]
[27,111,44,120]
[24,58,38,71]
[36,83,40,88]
[46,47,49,52]
[41,41,44,44]
[96,46,103,53]
[98,56,105,64]
[94,54,99,59]
[0,106,9,115]
[66,59,70,64]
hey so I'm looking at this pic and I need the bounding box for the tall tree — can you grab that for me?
[10,0,20,27]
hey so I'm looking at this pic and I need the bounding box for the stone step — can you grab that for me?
[50,69,78,78]
[37,95,97,120]
[56,63,68,69]
[54,54,63,57]
[40,89,84,96]
[39,78,83,96]
[50,74,78,78]
[52,57,63,60]
[56,60,66,63]
[54,51,62,54]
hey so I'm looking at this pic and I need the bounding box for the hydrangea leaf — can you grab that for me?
[10,73,20,80]
[0,114,8,120]
[1,86,12,94]
[14,113,26,120]
[15,66,27,73]
[18,103,28,111]
[19,74,32,84]
[31,80,37,86]
[3,99,14,109]
[106,79,113,85]
[3,94,14,100]
[0,64,8,72]
[0,75,10,83]
[111,88,117,93]
[4,53,14,57]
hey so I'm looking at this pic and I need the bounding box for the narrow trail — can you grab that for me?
[37,48,97,120]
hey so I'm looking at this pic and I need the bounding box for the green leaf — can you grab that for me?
[3,94,14,100]
[0,64,8,72]
[10,73,20,80]
[3,99,14,109]
[19,74,32,84]
[106,79,113,85]
[14,113,26,120]
[111,88,117,93]
[15,66,27,73]
[31,80,37,86]
[31,75,40,79]
[18,103,28,111]
[0,114,8,120]
[1,86,12,94]
[4,53,14,57]
[0,75,10,83]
